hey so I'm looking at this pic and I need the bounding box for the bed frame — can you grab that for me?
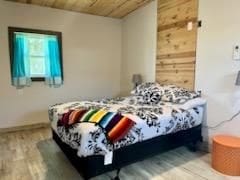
[52,124,202,180]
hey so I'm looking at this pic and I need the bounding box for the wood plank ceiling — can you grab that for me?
[5,0,153,18]
[156,0,199,90]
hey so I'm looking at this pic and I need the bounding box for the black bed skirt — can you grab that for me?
[52,125,202,179]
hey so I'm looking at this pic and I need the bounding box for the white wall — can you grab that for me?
[196,0,240,140]
[0,1,122,128]
[121,0,157,95]
[4,0,239,140]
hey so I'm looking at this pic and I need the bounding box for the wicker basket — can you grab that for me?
[212,135,240,176]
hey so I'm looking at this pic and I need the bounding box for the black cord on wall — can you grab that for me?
[203,110,240,130]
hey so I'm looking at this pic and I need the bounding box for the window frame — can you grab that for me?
[8,27,63,82]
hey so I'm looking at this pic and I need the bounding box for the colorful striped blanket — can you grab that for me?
[58,108,136,143]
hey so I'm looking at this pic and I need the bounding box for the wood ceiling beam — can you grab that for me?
[4,0,154,18]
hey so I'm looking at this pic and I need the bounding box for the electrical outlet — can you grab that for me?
[233,45,240,60]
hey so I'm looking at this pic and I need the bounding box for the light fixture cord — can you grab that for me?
[203,109,240,129]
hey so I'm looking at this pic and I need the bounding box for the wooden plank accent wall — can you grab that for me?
[156,0,199,90]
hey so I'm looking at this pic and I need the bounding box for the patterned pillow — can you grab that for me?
[131,82,165,105]
[131,83,200,104]
[142,91,162,105]
[131,82,164,96]
[161,85,201,104]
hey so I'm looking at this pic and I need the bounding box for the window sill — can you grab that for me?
[31,77,45,82]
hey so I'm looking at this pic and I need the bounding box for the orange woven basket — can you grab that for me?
[212,135,240,176]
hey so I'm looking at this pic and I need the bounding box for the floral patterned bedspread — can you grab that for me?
[49,96,206,161]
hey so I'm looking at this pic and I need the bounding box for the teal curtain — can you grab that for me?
[44,36,63,87]
[12,33,31,89]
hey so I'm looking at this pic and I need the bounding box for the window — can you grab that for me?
[28,35,46,78]
[8,27,63,88]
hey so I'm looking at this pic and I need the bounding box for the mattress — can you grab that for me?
[49,96,206,163]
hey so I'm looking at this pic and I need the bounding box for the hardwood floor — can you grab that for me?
[0,127,238,180]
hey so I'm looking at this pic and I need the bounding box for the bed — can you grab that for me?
[49,83,206,179]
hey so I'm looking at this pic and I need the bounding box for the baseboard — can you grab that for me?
[0,122,50,134]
